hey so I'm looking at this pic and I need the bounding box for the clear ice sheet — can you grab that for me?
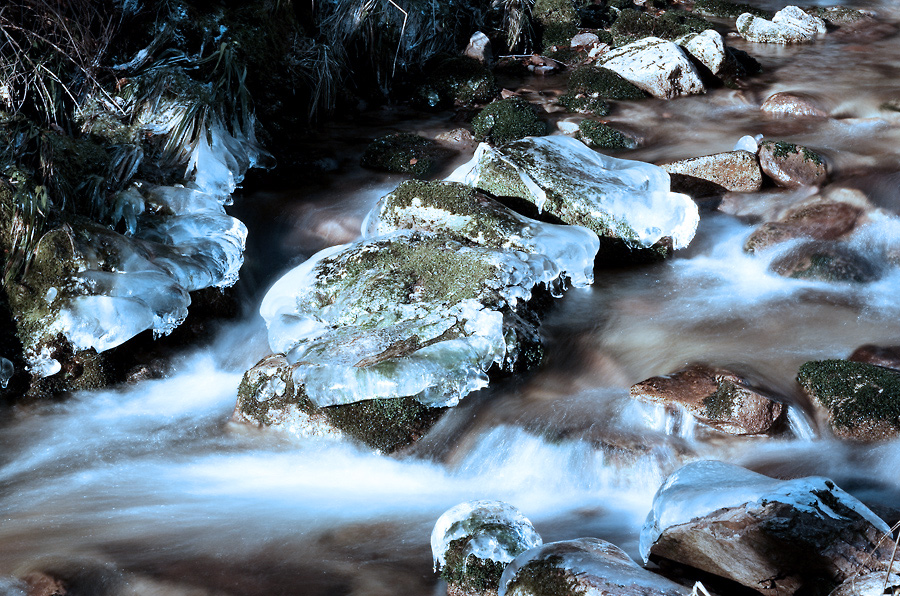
[499,538,687,596]
[260,231,560,407]
[447,136,700,250]
[363,181,600,288]
[638,460,891,562]
[431,500,542,571]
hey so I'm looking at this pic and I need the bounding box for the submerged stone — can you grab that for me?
[744,202,863,253]
[447,136,699,253]
[499,538,688,596]
[361,133,450,177]
[769,241,881,283]
[432,500,542,596]
[472,98,548,146]
[363,180,599,287]
[596,37,705,99]
[641,461,894,596]
[798,359,900,441]
[258,231,559,411]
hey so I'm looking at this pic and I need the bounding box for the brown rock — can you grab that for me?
[758,140,828,188]
[829,571,900,596]
[761,92,830,119]
[660,150,762,193]
[630,364,785,435]
[770,241,881,283]
[744,202,863,252]
[21,573,67,596]
[849,345,900,370]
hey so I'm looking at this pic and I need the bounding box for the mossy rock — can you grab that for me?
[417,57,498,109]
[361,133,447,177]
[578,4,619,28]
[503,555,587,596]
[561,65,646,111]
[542,21,579,52]
[533,0,578,26]
[692,0,771,19]
[577,120,635,149]
[440,537,508,595]
[798,360,900,441]
[769,241,881,283]
[234,355,447,453]
[610,8,712,45]
[472,98,548,145]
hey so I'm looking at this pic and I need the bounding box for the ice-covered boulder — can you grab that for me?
[432,500,542,596]
[737,6,827,44]
[596,37,705,99]
[499,538,688,596]
[363,180,599,287]
[446,136,699,255]
[641,461,894,596]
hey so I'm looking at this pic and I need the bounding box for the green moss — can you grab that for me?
[702,379,738,420]
[565,66,646,100]
[533,0,578,25]
[763,141,824,166]
[440,537,507,593]
[418,57,498,109]
[577,120,633,149]
[804,6,867,25]
[610,8,710,44]
[692,0,771,19]
[558,95,611,115]
[798,360,900,432]
[542,22,579,51]
[360,133,441,177]
[472,98,548,145]
[505,555,586,596]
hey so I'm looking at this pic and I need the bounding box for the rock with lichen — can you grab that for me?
[499,538,688,596]
[432,500,542,596]
[577,121,636,150]
[595,37,705,99]
[559,65,645,115]
[361,133,452,177]
[630,364,786,436]
[471,98,548,145]
[758,140,828,188]
[798,359,900,441]
[363,180,599,287]
[660,150,762,193]
[447,136,699,258]
[417,57,499,109]
[641,461,895,596]
[737,6,827,44]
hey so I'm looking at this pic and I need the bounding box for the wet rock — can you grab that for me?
[641,460,895,596]
[761,92,829,119]
[465,32,492,63]
[471,98,548,145]
[630,364,785,435]
[829,571,900,596]
[436,128,477,148]
[737,6,827,44]
[432,500,542,596]
[570,32,600,48]
[596,37,705,99]
[418,57,498,109]
[363,179,599,287]
[446,136,700,253]
[798,359,900,441]
[770,241,881,283]
[744,202,864,253]
[361,133,451,177]
[660,150,762,193]
[758,140,828,188]
[692,0,771,19]
[499,538,688,596]
[577,121,637,150]
[849,345,900,371]
[806,6,875,27]
[559,65,646,115]
[676,30,727,76]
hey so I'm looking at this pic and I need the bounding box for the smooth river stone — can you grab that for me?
[660,150,762,193]
[758,140,828,188]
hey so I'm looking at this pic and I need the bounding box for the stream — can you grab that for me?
[3,0,900,594]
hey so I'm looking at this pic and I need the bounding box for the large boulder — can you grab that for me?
[630,364,785,435]
[798,359,900,441]
[363,180,599,288]
[595,37,705,99]
[737,6,827,44]
[446,136,699,255]
[432,500,542,596]
[744,201,864,253]
[660,150,762,193]
[641,461,895,596]
[758,140,828,188]
[499,538,689,596]
[676,30,727,76]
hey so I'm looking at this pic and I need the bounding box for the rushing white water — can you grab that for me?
[4,1,900,594]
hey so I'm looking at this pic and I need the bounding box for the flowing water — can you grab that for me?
[4,1,900,594]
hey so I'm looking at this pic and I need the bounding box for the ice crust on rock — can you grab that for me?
[260,230,559,408]
[431,500,542,571]
[447,136,699,250]
[499,538,688,596]
[362,180,599,287]
[639,460,891,562]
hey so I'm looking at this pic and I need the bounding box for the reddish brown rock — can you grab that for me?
[660,150,762,193]
[758,140,828,188]
[629,364,785,435]
[849,345,900,370]
[744,202,863,252]
[761,92,830,119]
[770,241,881,283]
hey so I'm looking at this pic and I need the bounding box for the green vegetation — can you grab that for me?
[472,98,548,145]
[560,65,645,114]
[440,537,508,592]
[798,360,900,433]
[692,0,771,19]
[577,120,633,150]
[417,57,498,108]
[504,555,586,596]
[361,133,443,177]
[763,141,824,166]
[610,8,714,45]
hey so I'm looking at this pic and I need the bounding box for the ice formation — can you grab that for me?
[32,118,259,368]
[639,460,891,562]
[498,538,687,596]
[431,500,542,571]
[446,136,699,250]
[259,230,559,407]
[0,357,13,388]
[362,180,599,288]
